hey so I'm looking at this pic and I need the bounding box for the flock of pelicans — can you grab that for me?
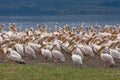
[0,23,120,67]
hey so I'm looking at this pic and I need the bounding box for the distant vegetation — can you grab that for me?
[0,0,120,16]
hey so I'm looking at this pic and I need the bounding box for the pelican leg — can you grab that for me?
[84,54,89,60]
[4,58,9,62]
[95,53,100,57]
[103,62,107,67]
[54,57,58,63]
[106,62,109,67]
[109,63,114,67]
[3,53,8,61]
[28,54,34,59]
[80,64,82,68]
[18,61,26,64]
[115,59,120,63]
[75,63,77,66]
[44,56,48,62]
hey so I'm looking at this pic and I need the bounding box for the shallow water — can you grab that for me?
[0,15,120,31]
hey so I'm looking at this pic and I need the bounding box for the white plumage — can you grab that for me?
[53,39,61,51]
[83,45,94,57]
[91,44,101,53]
[74,47,84,59]
[115,47,120,52]
[101,53,115,64]
[6,48,25,63]
[25,45,36,58]
[41,48,52,58]
[109,49,120,59]
[28,42,41,52]
[15,43,24,56]
[52,50,65,62]
[72,54,83,65]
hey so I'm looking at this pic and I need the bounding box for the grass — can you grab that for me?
[0,63,120,80]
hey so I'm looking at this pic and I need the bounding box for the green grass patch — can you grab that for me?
[0,63,120,80]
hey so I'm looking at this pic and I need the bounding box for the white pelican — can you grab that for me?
[51,44,65,62]
[24,38,36,58]
[71,47,83,67]
[101,53,115,67]
[98,46,115,67]
[82,44,94,58]
[91,44,101,53]
[25,44,36,59]
[5,48,25,64]
[0,24,5,32]
[28,42,41,53]
[41,48,52,61]
[53,38,61,51]
[116,47,120,52]
[109,42,120,62]
[109,49,120,60]
[72,54,82,67]
[1,33,9,40]
[14,43,24,56]
[0,35,4,44]
[73,46,84,59]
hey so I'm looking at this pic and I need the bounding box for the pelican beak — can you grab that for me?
[23,38,29,44]
[75,37,80,42]
[50,44,57,51]
[9,26,16,33]
[112,36,117,40]
[103,27,108,33]
[71,47,76,54]
[86,38,93,45]
[17,27,21,32]
[98,46,105,53]
[67,26,70,32]
[5,50,10,55]
[70,34,75,37]
[0,48,3,51]
[15,39,20,43]
[7,42,15,48]
[97,27,101,32]
[42,36,48,41]
[62,38,66,43]
[67,41,74,48]
[43,26,47,32]
[81,40,85,44]
[47,36,54,42]
[108,43,115,49]
[97,40,106,45]
[40,44,46,48]
[114,42,120,47]
[79,26,83,32]
[58,33,63,38]
[1,39,10,45]
[0,24,5,31]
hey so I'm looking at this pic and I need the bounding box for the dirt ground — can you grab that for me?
[0,50,120,69]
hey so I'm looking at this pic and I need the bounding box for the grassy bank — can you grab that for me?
[0,63,120,80]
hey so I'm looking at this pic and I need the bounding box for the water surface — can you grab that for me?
[0,15,120,31]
